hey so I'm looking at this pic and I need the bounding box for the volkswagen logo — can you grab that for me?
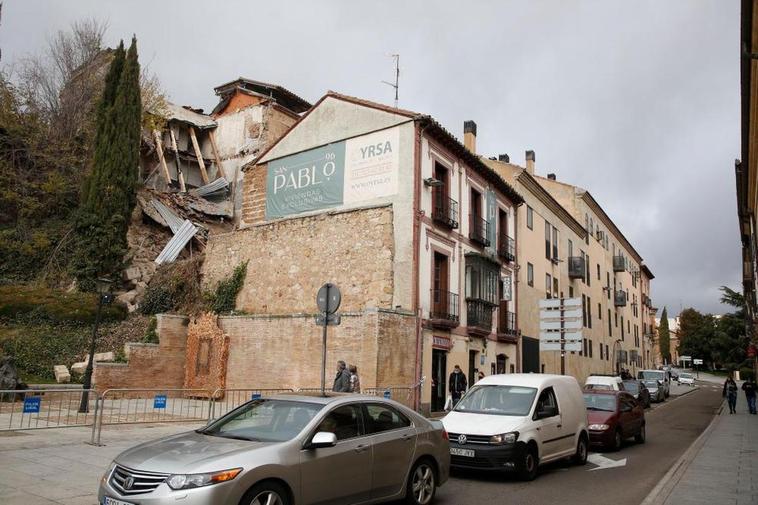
[123,476,135,490]
[457,434,467,445]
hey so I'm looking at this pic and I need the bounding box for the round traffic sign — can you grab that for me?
[316,283,341,314]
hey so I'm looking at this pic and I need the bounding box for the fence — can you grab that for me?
[0,389,99,431]
[209,388,294,419]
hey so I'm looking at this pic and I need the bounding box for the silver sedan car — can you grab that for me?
[98,394,449,505]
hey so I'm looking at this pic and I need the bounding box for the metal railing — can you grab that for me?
[0,389,99,431]
[469,215,491,247]
[467,299,494,331]
[498,310,517,337]
[209,388,294,419]
[498,235,515,262]
[363,387,415,409]
[430,289,460,323]
[615,290,627,307]
[613,255,626,272]
[568,256,586,279]
[432,192,459,229]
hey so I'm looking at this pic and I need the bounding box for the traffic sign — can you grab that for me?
[153,395,167,409]
[693,358,704,365]
[679,355,692,361]
[539,308,583,320]
[540,319,583,331]
[540,340,582,352]
[23,397,41,414]
[316,283,341,314]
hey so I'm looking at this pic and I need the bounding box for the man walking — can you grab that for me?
[332,360,351,392]
[742,375,757,415]
[449,365,467,407]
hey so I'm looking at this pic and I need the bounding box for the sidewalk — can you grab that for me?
[645,384,758,505]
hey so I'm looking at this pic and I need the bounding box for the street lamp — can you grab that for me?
[78,278,114,413]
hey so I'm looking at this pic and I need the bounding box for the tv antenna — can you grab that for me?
[381,54,399,108]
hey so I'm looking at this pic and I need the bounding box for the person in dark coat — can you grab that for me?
[742,376,757,415]
[449,365,468,406]
[332,360,351,392]
[723,375,739,414]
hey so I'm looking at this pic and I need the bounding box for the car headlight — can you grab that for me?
[101,462,116,484]
[588,424,610,431]
[166,468,242,490]
[489,432,518,444]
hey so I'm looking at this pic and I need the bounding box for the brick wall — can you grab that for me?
[93,314,189,392]
[241,164,267,225]
[203,205,395,314]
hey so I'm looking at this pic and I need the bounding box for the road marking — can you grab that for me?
[587,452,627,471]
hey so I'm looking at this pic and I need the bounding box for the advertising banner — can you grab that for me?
[265,128,400,220]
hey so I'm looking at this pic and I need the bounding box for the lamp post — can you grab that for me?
[79,278,114,413]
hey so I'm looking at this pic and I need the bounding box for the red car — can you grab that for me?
[583,390,646,451]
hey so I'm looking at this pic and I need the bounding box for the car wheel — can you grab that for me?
[573,434,588,465]
[405,460,436,505]
[612,429,623,451]
[242,481,290,505]
[635,424,646,444]
[517,444,539,481]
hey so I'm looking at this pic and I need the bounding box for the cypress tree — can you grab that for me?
[73,37,141,291]
[659,307,671,365]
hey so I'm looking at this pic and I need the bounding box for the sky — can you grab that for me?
[0,0,742,315]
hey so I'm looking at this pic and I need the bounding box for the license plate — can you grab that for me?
[103,497,135,505]
[450,447,475,458]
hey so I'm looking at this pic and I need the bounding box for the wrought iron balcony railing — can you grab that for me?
[568,256,586,279]
[614,290,627,307]
[430,289,460,323]
[498,235,515,262]
[432,192,459,229]
[467,299,494,331]
[498,310,517,336]
[613,255,625,272]
[469,215,491,247]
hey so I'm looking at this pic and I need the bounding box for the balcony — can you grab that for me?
[469,215,491,247]
[614,290,627,307]
[432,192,459,229]
[613,255,625,272]
[429,289,460,328]
[467,299,494,335]
[568,256,586,279]
[497,310,518,343]
[498,235,515,262]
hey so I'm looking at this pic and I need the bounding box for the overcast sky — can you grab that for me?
[1,0,741,315]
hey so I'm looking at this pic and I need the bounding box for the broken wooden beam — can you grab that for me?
[152,130,172,184]
[208,129,224,181]
[188,126,210,185]
[169,127,187,192]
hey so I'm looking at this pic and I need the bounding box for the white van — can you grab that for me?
[442,374,589,481]
[585,375,625,391]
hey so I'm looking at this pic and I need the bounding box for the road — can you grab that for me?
[433,383,723,505]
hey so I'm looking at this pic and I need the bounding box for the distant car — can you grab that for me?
[669,368,681,381]
[638,370,670,398]
[583,390,646,451]
[585,375,625,391]
[678,372,695,386]
[99,394,449,505]
[643,379,665,402]
[622,380,651,408]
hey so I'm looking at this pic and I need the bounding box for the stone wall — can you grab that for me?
[218,309,416,391]
[241,164,267,225]
[203,205,395,314]
[93,314,189,391]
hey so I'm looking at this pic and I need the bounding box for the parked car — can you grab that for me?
[669,368,681,381]
[99,394,449,505]
[678,372,695,386]
[442,374,589,481]
[622,380,651,408]
[643,379,665,402]
[638,369,670,398]
[585,375,625,391]
[583,390,646,451]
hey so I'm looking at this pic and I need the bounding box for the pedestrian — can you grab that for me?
[742,375,757,415]
[477,371,485,382]
[449,365,467,407]
[348,364,361,393]
[332,360,351,392]
[723,375,739,414]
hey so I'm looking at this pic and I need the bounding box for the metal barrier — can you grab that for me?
[209,388,294,419]
[92,388,213,446]
[0,389,99,431]
[363,387,416,409]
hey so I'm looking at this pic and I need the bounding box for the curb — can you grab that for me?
[639,399,724,505]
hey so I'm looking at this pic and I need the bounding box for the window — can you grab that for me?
[598,303,602,320]
[580,251,586,284]
[627,319,631,334]
[527,206,533,230]
[545,221,551,259]
[597,264,601,280]
[582,338,588,356]
[608,309,612,335]
[364,404,411,433]
[316,404,364,440]
[546,274,552,299]
[552,227,559,260]
[582,295,587,327]
[553,277,559,299]
[605,344,609,361]
[527,263,534,287]
[568,239,573,258]
[606,273,611,300]
[587,296,592,328]
[585,214,590,245]
[535,387,559,418]
[621,316,625,340]
[569,286,574,297]
[600,343,604,360]
[615,312,618,328]
[589,339,593,358]
[586,254,591,286]
[465,256,499,304]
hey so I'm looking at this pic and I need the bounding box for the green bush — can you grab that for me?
[139,257,204,315]
[142,316,158,343]
[0,324,90,380]
[207,261,247,314]
[0,284,127,324]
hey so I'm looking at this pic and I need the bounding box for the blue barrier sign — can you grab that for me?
[251,393,261,400]
[383,390,391,400]
[23,397,41,413]
[153,395,167,409]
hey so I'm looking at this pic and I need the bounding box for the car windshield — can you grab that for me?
[583,394,617,412]
[623,381,640,393]
[680,373,693,379]
[639,371,665,381]
[199,399,322,442]
[584,383,613,391]
[643,380,659,388]
[454,385,538,416]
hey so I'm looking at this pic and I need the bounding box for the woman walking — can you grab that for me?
[349,364,361,393]
[723,375,739,414]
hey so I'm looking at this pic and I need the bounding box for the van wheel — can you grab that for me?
[612,430,623,451]
[517,445,538,481]
[573,434,588,465]
[635,424,646,444]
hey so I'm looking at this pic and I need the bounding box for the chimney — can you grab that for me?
[525,150,535,175]
[498,154,510,163]
[464,120,477,153]
[547,173,556,180]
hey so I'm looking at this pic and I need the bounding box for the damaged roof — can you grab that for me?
[213,77,312,114]
[161,102,217,129]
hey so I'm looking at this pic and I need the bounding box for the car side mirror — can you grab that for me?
[309,431,337,449]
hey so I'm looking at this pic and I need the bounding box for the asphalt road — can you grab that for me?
[432,384,723,505]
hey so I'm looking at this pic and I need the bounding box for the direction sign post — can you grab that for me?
[316,283,341,397]
[539,297,583,375]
